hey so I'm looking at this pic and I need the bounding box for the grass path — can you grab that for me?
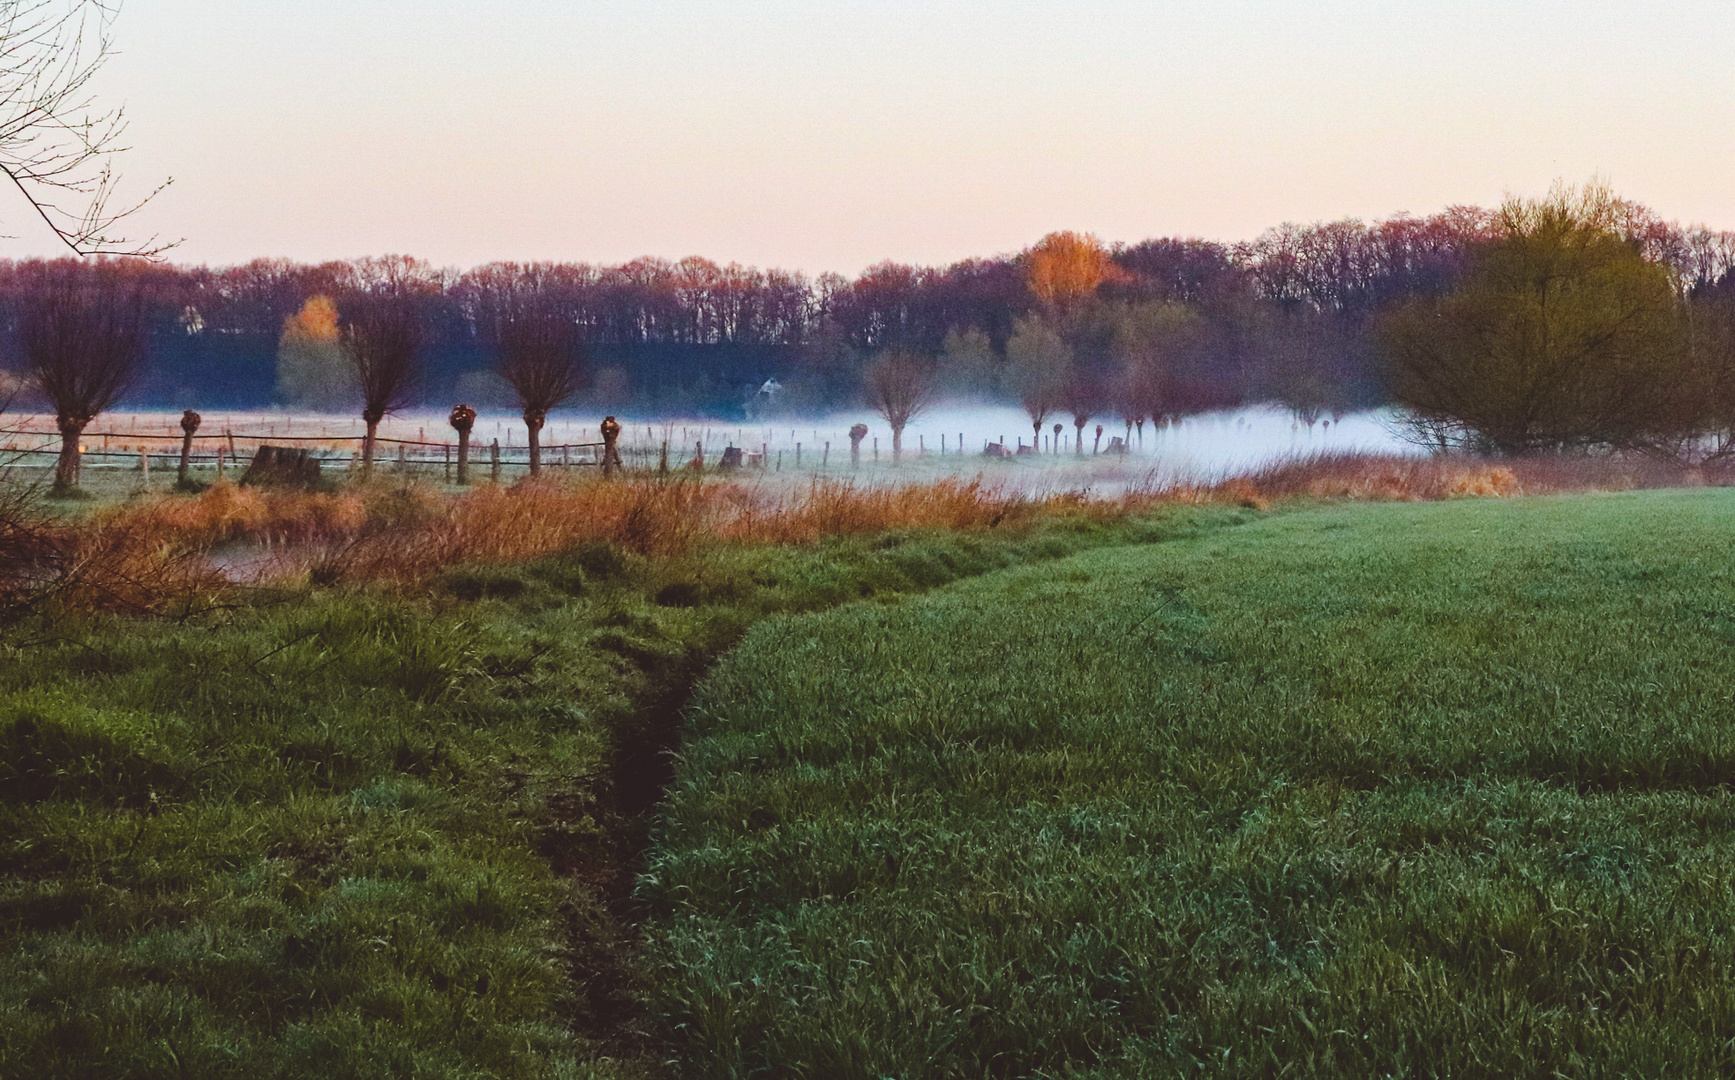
[643,489,1735,1078]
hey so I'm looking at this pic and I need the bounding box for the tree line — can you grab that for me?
[3,181,1735,486]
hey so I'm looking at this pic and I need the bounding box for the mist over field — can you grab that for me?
[2,402,1418,487]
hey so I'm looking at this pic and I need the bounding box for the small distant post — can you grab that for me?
[658,440,670,476]
[216,448,226,480]
[449,403,476,485]
[600,415,623,478]
[849,423,867,469]
[823,441,830,468]
[873,437,879,462]
[138,448,149,487]
[177,409,201,489]
[795,442,802,467]
[691,440,704,470]
[490,438,501,482]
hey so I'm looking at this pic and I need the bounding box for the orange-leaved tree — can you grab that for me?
[1026,231,1119,313]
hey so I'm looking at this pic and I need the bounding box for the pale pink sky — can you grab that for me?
[29,0,1735,274]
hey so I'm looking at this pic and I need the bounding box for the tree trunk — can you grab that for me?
[891,426,903,463]
[456,430,470,484]
[1074,419,1086,454]
[178,432,195,486]
[362,419,380,478]
[54,424,84,490]
[526,417,544,476]
[1032,420,1041,450]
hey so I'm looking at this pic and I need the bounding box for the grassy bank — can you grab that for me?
[643,488,1735,1078]
[0,497,1245,1079]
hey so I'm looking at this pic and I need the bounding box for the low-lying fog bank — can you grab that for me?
[4,403,1419,490]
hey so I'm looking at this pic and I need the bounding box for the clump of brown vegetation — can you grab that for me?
[1228,451,1730,503]
[13,450,1733,612]
[0,482,227,616]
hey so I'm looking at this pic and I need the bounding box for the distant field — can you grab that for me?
[644,489,1735,1078]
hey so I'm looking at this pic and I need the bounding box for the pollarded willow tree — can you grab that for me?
[1380,181,1684,455]
[17,258,152,490]
[338,259,437,476]
[1110,301,1205,445]
[462,263,585,477]
[863,349,936,463]
[1006,314,1071,451]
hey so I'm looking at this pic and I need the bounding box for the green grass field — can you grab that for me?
[0,501,1233,1079]
[643,489,1735,1078]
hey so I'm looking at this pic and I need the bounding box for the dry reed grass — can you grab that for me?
[13,450,1731,609]
[1228,451,1731,503]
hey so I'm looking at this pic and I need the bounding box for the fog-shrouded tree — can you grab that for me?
[339,263,435,477]
[1380,181,1684,455]
[1060,368,1105,454]
[1111,301,1204,445]
[463,263,586,477]
[18,259,151,490]
[937,325,997,399]
[864,349,937,463]
[1006,314,1071,450]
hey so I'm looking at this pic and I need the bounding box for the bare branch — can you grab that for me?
[0,0,175,257]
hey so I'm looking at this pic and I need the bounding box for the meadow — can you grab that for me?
[643,488,1735,1078]
[0,469,1240,1079]
[2,458,1731,1078]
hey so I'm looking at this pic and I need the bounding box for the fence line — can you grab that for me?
[0,426,609,452]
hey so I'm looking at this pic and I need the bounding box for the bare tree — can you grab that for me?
[1006,314,1071,451]
[340,292,423,477]
[863,349,936,462]
[1060,369,1105,455]
[466,265,585,477]
[18,258,150,490]
[0,0,172,255]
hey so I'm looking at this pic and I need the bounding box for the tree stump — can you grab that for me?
[240,445,321,488]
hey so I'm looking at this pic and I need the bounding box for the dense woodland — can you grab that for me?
[3,188,1735,458]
